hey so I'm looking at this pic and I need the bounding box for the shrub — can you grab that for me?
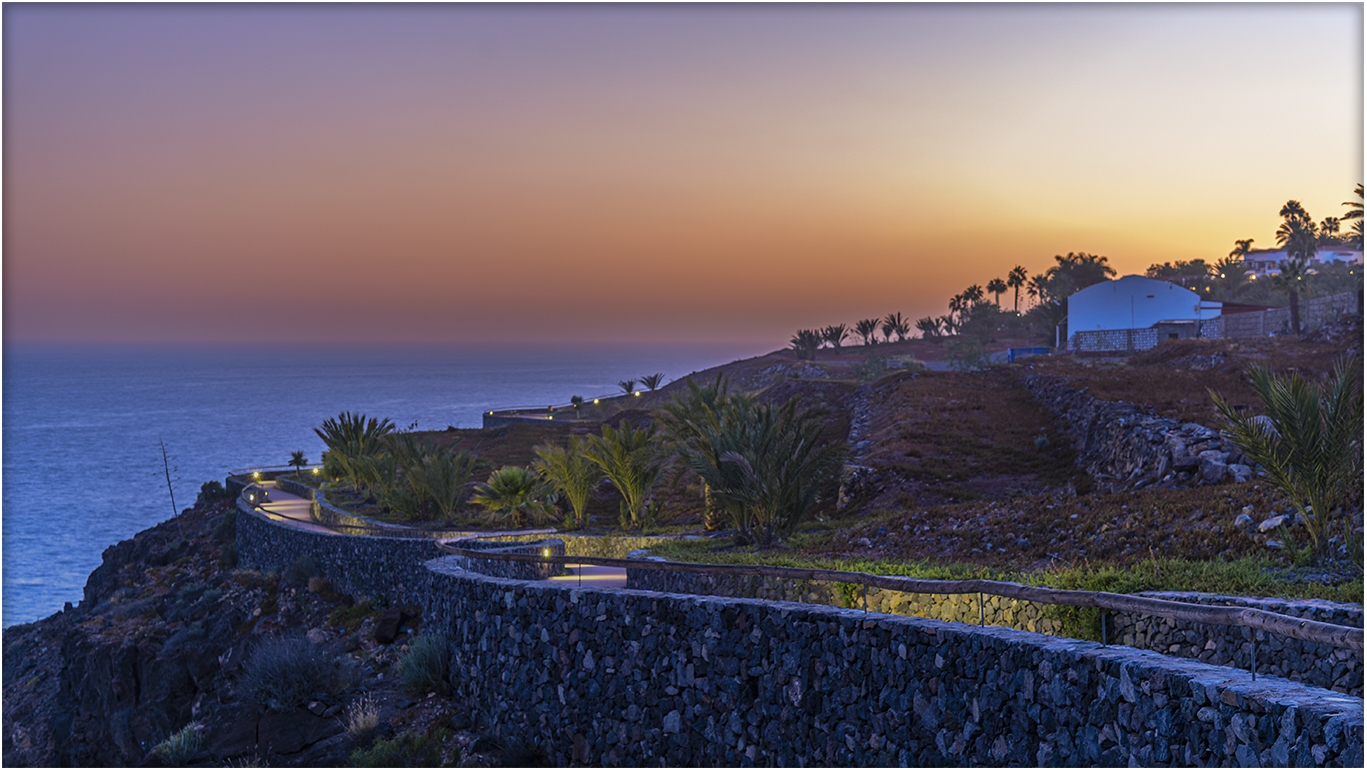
[283,555,318,589]
[398,634,451,696]
[329,598,382,633]
[350,729,453,767]
[150,723,202,765]
[238,636,351,711]
[198,480,229,506]
[343,694,380,740]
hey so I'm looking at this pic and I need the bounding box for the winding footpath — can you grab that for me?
[248,481,626,586]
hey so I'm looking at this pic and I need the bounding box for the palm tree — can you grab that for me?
[618,379,637,396]
[534,437,600,529]
[1006,265,1028,313]
[790,329,821,360]
[987,278,1008,308]
[412,449,484,522]
[914,316,942,340]
[314,412,395,487]
[673,394,846,546]
[582,422,664,530]
[1318,217,1342,247]
[1229,238,1255,262]
[288,450,308,475]
[1341,184,1363,249]
[822,324,849,354]
[640,373,665,391]
[1211,256,1250,301]
[1275,200,1319,335]
[470,466,557,528]
[1026,274,1049,307]
[881,312,909,342]
[1211,359,1362,559]
[962,284,985,305]
[854,318,879,346]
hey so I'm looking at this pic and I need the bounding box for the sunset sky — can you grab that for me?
[4,4,1361,345]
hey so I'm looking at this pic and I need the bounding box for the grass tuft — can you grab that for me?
[398,634,451,696]
[238,635,351,711]
[150,723,202,765]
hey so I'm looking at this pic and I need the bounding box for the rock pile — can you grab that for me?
[1020,373,1250,493]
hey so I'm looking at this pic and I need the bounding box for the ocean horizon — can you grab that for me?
[2,340,771,626]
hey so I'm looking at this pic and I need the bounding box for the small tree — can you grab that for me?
[618,379,638,396]
[914,316,942,340]
[289,450,308,475]
[640,373,665,391]
[535,436,601,529]
[881,312,909,342]
[1210,360,1362,559]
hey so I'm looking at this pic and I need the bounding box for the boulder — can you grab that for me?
[1197,451,1229,484]
[373,608,406,644]
[1229,464,1254,483]
[1258,515,1289,533]
[1234,513,1253,529]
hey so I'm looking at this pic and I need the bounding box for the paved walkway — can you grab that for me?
[547,564,629,589]
[246,482,630,587]
[246,483,335,534]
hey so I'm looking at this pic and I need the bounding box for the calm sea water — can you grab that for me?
[2,341,767,627]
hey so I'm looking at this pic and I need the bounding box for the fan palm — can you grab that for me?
[1210,359,1362,558]
[534,436,601,529]
[470,466,557,528]
[582,422,663,530]
[1006,265,1028,313]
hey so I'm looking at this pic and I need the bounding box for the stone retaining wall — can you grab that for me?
[1019,372,1248,493]
[443,538,566,581]
[1112,592,1363,697]
[424,558,1363,767]
[627,568,1063,635]
[235,505,446,609]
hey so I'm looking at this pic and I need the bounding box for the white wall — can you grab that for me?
[1067,276,1208,333]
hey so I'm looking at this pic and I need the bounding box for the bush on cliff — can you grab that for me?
[238,635,352,711]
[398,634,451,696]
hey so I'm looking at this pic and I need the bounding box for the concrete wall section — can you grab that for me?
[423,558,1363,767]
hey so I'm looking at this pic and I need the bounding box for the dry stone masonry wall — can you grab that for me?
[1020,372,1248,494]
[1112,592,1363,697]
[627,567,1063,635]
[424,558,1363,767]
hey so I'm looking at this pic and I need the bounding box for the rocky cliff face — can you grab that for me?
[1,498,475,767]
[1020,372,1249,494]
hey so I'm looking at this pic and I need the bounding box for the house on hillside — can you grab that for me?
[1066,276,1223,352]
[1241,246,1363,277]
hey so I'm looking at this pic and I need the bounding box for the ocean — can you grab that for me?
[1,341,768,627]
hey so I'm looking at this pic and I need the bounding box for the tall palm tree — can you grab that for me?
[1006,265,1028,313]
[986,278,1008,308]
[1341,184,1363,249]
[1275,200,1319,335]
[962,284,985,305]
[1229,238,1255,262]
[854,318,879,346]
